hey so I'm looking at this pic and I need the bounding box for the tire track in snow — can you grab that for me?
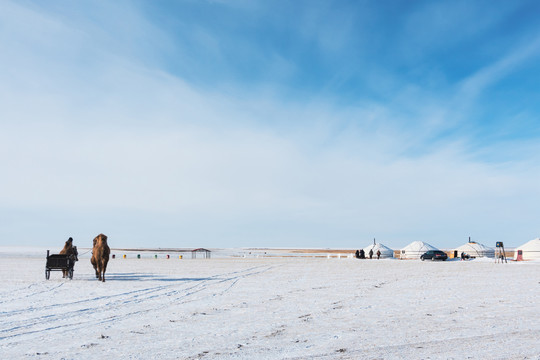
[1,265,269,317]
[0,265,274,341]
[282,329,540,359]
[0,282,65,306]
[0,265,275,342]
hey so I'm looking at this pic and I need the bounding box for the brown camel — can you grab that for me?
[59,237,78,278]
[91,234,110,282]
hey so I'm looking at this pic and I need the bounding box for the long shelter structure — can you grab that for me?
[192,248,211,259]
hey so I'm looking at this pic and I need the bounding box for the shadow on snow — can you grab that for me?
[101,272,214,282]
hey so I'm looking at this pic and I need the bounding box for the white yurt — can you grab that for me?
[400,241,438,259]
[454,241,495,258]
[514,238,540,260]
[362,243,394,258]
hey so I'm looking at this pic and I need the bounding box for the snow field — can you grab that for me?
[0,254,539,359]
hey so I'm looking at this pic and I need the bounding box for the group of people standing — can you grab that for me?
[355,249,381,259]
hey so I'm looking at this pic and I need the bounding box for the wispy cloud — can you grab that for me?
[1,1,540,248]
[459,34,540,99]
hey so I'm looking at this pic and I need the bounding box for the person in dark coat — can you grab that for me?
[369,249,373,259]
[355,250,360,259]
[376,250,381,259]
[359,249,365,259]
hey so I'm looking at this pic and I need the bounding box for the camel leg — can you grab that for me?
[101,262,106,282]
[91,259,99,279]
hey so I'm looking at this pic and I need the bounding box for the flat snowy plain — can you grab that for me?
[1,247,539,359]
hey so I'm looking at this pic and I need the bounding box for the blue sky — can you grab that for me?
[1,0,539,249]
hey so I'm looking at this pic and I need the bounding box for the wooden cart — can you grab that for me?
[45,250,75,280]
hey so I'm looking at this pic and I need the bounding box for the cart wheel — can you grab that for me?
[68,268,74,279]
[46,269,50,280]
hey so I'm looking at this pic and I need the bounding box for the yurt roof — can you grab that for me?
[455,242,494,253]
[363,243,394,253]
[514,238,540,260]
[516,238,540,251]
[401,241,438,252]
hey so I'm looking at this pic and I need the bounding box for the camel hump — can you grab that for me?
[94,233,107,241]
[93,233,108,245]
[93,234,109,249]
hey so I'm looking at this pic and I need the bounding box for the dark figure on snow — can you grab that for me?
[91,233,110,282]
[369,249,373,259]
[355,250,360,259]
[359,249,365,259]
[376,250,381,259]
[60,237,78,278]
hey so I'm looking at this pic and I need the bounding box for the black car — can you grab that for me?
[420,250,448,261]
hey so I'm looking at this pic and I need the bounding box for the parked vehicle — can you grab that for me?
[420,250,448,261]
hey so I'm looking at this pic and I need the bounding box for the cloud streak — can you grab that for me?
[1,1,540,248]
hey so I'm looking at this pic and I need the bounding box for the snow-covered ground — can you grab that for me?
[1,248,539,359]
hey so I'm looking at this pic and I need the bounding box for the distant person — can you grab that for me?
[461,252,465,261]
[369,249,373,259]
[355,250,360,259]
[376,250,381,259]
[59,237,78,278]
[359,249,365,259]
